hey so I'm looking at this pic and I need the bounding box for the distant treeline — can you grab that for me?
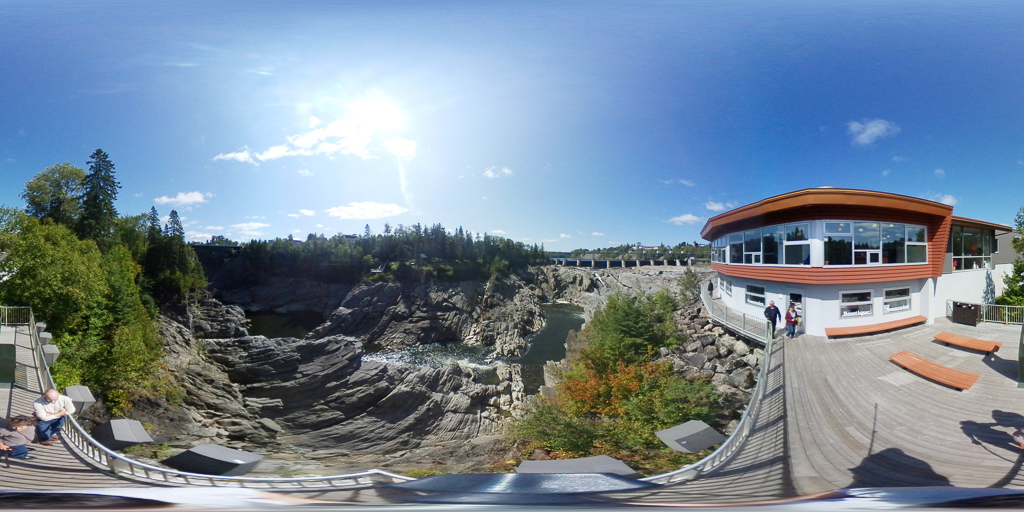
[209,224,549,285]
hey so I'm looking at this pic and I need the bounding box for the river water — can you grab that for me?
[246,303,584,395]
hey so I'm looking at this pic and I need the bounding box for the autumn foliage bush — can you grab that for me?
[509,290,720,474]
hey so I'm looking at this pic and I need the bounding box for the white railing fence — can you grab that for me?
[1,307,412,489]
[946,300,1024,325]
[641,283,776,484]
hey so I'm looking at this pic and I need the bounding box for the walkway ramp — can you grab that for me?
[0,325,151,491]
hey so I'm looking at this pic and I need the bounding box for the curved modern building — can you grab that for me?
[700,187,1014,336]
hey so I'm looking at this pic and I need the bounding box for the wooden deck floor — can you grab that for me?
[787,318,1024,493]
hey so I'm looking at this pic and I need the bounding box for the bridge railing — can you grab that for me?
[3,308,413,489]
[642,283,775,484]
[701,286,770,345]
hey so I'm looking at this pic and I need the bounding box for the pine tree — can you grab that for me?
[77,149,121,249]
[164,210,184,240]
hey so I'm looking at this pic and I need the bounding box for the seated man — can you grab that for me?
[0,416,36,459]
[34,388,75,446]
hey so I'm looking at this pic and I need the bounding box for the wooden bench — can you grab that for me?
[889,351,979,390]
[825,315,926,338]
[934,332,1001,355]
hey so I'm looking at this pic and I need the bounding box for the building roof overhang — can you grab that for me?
[700,187,954,241]
[951,216,1012,233]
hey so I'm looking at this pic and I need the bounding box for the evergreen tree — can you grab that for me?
[146,206,161,243]
[164,209,184,240]
[77,149,121,249]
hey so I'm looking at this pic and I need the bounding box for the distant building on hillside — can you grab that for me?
[701,187,1014,336]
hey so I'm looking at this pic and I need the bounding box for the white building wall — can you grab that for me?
[929,263,1014,319]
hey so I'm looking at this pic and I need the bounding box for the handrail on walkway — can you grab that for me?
[2,306,413,489]
[641,282,775,484]
[946,299,1024,325]
[701,285,771,346]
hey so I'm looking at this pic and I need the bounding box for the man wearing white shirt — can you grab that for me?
[33,388,75,446]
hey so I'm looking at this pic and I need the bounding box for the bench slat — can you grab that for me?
[825,315,927,338]
[889,350,979,390]
[934,332,1001,354]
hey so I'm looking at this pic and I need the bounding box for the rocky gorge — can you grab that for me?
[84,264,761,476]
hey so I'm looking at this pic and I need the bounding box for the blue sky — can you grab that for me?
[3,1,1024,251]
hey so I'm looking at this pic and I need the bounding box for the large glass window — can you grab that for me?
[824,222,853,265]
[951,225,992,270]
[784,223,810,265]
[883,287,911,314]
[881,223,906,264]
[744,229,762,264]
[840,290,873,318]
[762,225,783,264]
[853,221,881,265]
[906,225,927,264]
[746,284,766,306]
[729,233,743,264]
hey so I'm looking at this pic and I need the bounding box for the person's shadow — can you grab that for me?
[960,410,1024,488]
[847,448,950,488]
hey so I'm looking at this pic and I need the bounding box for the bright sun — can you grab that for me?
[348,97,404,132]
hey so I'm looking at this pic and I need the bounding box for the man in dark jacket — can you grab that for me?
[764,300,781,338]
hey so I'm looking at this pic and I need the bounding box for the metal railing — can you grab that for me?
[2,308,414,489]
[0,306,31,326]
[641,283,776,484]
[946,300,1024,325]
[700,286,771,345]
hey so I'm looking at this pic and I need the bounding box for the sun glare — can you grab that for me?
[348,97,404,132]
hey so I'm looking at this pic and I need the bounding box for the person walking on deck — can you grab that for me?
[34,388,75,445]
[763,301,781,338]
[784,304,800,339]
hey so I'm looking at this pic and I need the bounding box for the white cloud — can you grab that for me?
[287,213,300,218]
[541,238,557,243]
[297,169,314,177]
[592,232,604,236]
[892,155,907,162]
[705,201,736,212]
[934,168,945,178]
[491,230,506,235]
[325,201,408,219]
[244,215,265,219]
[483,166,514,179]
[205,226,224,230]
[882,169,891,177]
[667,214,703,225]
[847,119,900,146]
[929,194,957,206]
[309,116,321,128]
[231,222,270,237]
[213,148,257,165]
[299,209,315,216]
[659,178,695,186]
[154,191,212,207]
[186,231,212,241]
[560,234,571,239]
[383,138,417,159]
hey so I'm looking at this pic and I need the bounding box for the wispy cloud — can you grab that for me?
[659,178,695,186]
[560,234,571,239]
[231,222,270,237]
[592,232,604,236]
[491,230,506,235]
[297,169,314,177]
[213,147,257,165]
[704,201,737,212]
[154,191,212,208]
[666,214,703,225]
[186,231,212,241]
[483,166,514,179]
[213,100,414,165]
[927,193,957,206]
[324,202,408,219]
[847,118,900,146]
[882,169,891,177]
[892,155,907,162]
[934,168,945,178]
[299,209,315,216]
[205,226,224,230]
